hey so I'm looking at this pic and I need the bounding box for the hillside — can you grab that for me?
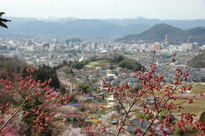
[103,17,205,30]
[189,52,205,68]
[116,24,205,44]
[0,56,28,83]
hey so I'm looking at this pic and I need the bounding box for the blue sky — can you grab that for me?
[1,0,205,19]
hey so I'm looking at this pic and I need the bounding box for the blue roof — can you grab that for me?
[66,102,80,107]
[82,97,95,100]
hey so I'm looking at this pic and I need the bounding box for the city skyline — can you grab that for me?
[1,0,205,20]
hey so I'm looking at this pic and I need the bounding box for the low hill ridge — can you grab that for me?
[116,23,205,44]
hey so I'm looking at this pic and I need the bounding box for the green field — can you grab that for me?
[170,99,205,118]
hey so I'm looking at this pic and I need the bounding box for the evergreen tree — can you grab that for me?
[0,12,10,29]
[34,65,60,88]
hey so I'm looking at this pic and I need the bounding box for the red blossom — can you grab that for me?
[187,98,193,104]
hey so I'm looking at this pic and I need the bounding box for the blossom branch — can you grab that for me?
[0,100,26,132]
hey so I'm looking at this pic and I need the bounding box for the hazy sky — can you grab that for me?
[1,0,205,19]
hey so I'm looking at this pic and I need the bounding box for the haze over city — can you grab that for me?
[1,0,205,19]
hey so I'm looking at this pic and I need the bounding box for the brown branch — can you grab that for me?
[142,110,161,136]
[151,51,156,65]
[11,85,24,100]
[174,93,201,107]
[141,53,200,136]
[140,53,200,136]
[106,130,116,136]
[116,96,128,115]
[159,55,175,76]
[0,100,26,132]
[116,97,138,136]
[142,112,149,127]
[1,123,16,136]
[162,53,200,109]
[115,82,147,136]
[148,80,159,113]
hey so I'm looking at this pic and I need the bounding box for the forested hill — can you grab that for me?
[0,56,28,81]
[189,52,205,68]
[116,24,205,45]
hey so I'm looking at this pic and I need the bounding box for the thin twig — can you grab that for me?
[116,96,128,115]
[116,98,138,136]
[106,130,116,136]
[142,110,161,136]
[174,93,201,107]
[11,85,24,100]
[149,80,159,113]
[162,53,200,109]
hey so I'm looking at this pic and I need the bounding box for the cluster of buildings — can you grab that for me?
[0,37,204,82]
[1,36,204,136]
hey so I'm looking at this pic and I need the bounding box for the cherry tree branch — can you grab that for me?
[139,53,200,136]
[162,53,200,108]
[1,123,16,136]
[0,99,25,132]
[174,93,202,107]
[116,97,138,136]
[142,110,161,136]
[116,96,128,115]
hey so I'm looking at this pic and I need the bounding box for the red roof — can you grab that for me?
[149,119,160,124]
[95,96,102,98]
[65,114,83,118]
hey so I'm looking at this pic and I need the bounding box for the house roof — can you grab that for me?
[95,96,103,98]
[149,119,160,124]
[81,96,95,101]
[65,114,83,118]
[66,102,79,107]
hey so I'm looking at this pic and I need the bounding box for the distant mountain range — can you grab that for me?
[0,17,205,38]
[0,17,150,37]
[116,24,205,44]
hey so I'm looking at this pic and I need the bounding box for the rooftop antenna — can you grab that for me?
[187,36,192,43]
[165,34,168,45]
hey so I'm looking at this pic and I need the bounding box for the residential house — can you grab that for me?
[64,114,84,124]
